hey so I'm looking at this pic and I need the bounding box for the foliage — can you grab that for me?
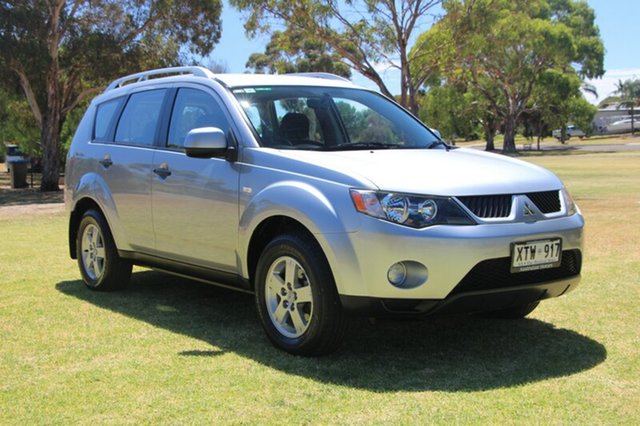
[0,87,40,157]
[597,96,623,109]
[0,0,223,191]
[230,0,442,113]
[530,69,597,142]
[246,30,351,78]
[413,0,604,152]
[418,84,481,141]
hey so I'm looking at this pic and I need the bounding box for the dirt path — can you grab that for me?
[0,165,65,218]
[0,202,65,218]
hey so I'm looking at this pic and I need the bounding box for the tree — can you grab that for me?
[246,30,351,78]
[614,79,640,135]
[0,0,222,191]
[230,0,442,114]
[530,69,596,144]
[412,0,604,152]
[418,83,482,141]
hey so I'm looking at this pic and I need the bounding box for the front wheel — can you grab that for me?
[255,233,346,356]
[76,209,132,291]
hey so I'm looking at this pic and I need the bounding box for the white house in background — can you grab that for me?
[592,106,638,134]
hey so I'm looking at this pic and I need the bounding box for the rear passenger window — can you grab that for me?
[115,89,166,146]
[167,88,229,148]
[94,98,122,140]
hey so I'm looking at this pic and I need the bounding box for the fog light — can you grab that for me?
[387,261,429,289]
[387,262,407,286]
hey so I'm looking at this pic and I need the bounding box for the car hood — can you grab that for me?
[257,147,563,196]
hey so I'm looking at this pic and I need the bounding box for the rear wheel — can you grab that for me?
[480,301,540,319]
[255,233,346,356]
[76,209,132,291]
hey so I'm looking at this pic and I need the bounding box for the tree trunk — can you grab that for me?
[40,111,62,191]
[537,119,543,150]
[502,113,517,153]
[484,124,495,151]
[40,60,62,192]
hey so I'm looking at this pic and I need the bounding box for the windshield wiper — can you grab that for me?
[427,140,451,150]
[324,142,400,151]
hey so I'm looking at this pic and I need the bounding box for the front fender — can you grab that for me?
[71,172,131,252]
[238,180,363,294]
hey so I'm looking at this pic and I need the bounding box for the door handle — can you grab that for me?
[153,163,172,179]
[99,155,113,168]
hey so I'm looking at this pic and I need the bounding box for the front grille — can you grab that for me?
[451,250,581,295]
[457,195,512,218]
[457,190,561,218]
[526,190,561,214]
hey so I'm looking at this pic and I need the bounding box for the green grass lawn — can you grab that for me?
[1,152,639,424]
[455,133,640,150]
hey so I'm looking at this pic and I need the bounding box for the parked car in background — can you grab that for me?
[604,118,639,134]
[65,67,584,355]
[552,125,585,140]
[4,144,26,173]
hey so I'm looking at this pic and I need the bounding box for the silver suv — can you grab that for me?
[66,67,584,355]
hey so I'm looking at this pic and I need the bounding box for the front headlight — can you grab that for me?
[561,188,579,216]
[350,189,475,228]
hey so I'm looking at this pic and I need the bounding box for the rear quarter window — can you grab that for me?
[93,98,124,141]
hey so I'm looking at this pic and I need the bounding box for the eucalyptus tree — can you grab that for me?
[0,0,222,191]
[246,30,351,78]
[531,69,597,143]
[230,0,442,114]
[412,0,604,152]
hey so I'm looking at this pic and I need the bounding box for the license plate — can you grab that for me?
[511,239,562,273]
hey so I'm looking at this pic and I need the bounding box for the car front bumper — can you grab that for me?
[321,212,584,313]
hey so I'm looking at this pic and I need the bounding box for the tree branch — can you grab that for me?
[62,87,101,116]
[12,65,42,127]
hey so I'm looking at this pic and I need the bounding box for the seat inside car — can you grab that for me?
[280,112,310,145]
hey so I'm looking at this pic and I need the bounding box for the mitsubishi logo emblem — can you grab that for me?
[523,202,535,216]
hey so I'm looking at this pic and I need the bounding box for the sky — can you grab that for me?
[208,0,640,105]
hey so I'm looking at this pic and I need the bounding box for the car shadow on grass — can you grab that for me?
[56,270,606,392]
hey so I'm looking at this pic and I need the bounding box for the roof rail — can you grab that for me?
[287,72,351,83]
[104,66,215,92]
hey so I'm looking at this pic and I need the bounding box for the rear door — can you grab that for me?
[93,88,168,251]
[150,85,240,271]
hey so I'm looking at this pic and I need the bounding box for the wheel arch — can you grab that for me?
[68,171,131,258]
[68,197,105,259]
[246,216,321,290]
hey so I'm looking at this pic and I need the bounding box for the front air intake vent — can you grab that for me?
[526,191,561,214]
[451,250,582,294]
[457,195,512,218]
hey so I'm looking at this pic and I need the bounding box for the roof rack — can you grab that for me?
[287,72,351,83]
[104,66,215,92]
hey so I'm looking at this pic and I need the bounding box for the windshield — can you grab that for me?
[232,86,441,150]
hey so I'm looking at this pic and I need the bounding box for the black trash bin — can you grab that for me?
[9,160,28,188]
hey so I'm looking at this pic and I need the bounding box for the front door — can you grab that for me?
[151,87,239,271]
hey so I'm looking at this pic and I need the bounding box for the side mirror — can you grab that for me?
[184,127,231,159]
[428,127,442,139]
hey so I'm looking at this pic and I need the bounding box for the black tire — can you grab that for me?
[479,301,540,319]
[76,209,132,291]
[255,233,347,356]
